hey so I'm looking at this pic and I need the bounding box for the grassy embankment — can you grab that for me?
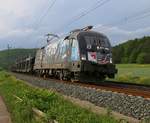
[0,71,119,123]
[113,64,150,85]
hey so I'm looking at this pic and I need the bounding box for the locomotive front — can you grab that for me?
[75,31,117,80]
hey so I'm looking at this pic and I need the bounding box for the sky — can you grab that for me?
[0,0,150,50]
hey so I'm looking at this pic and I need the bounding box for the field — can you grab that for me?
[0,71,119,123]
[112,64,150,85]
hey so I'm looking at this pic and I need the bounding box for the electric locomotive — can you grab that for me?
[33,26,117,81]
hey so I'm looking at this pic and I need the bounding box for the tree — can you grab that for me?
[112,36,150,64]
[136,53,146,64]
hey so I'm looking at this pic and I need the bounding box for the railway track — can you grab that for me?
[12,72,150,98]
[72,81,150,98]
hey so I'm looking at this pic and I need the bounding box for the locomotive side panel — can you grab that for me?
[43,39,68,69]
[40,38,79,70]
[33,36,81,79]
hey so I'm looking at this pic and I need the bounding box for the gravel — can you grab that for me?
[12,73,150,120]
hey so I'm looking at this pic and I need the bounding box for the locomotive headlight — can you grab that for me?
[81,55,86,60]
[87,45,91,49]
[109,53,112,63]
[105,47,109,51]
[110,58,112,63]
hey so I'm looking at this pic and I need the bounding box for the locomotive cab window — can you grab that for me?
[84,36,110,49]
[84,35,111,55]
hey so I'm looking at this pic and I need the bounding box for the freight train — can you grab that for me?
[12,26,117,81]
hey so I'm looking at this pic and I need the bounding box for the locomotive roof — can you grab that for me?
[67,30,108,39]
[40,30,108,49]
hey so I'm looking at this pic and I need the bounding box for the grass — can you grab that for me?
[0,71,119,123]
[112,64,150,85]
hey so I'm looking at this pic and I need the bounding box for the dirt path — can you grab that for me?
[0,96,11,123]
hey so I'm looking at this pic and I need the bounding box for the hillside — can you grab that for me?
[112,36,150,64]
[0,48,37,70]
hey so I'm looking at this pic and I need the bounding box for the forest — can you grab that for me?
[112,36,150,64]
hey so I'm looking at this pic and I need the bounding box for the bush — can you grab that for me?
[136,53,146,64]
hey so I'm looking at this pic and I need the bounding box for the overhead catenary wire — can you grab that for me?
[34,0,57,30]
[58,6,150,40]
[69,0,111,25]
[72,1,109,20]
[54,0,111,33]
[94,7,150,32]
[125,11,150,23]
[28,0,150,49]
[27,0,57,49]
[101,13,150,32]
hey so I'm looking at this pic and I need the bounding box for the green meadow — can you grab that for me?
[112,64,150,85]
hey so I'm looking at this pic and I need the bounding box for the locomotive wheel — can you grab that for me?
[108,74,115,78]
[71,78,75,82]
[99,75,106,81]
[71,78,79,82]
[70,72,79,82]
[43,74,46,79]
[59,71,64,80]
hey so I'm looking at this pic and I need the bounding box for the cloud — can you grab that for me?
[6,28,35,38]
[94,24,150,45]
[0,0,47,18]
[0,19,10,34]
[0,0,150,49]
[0,0,48,49]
